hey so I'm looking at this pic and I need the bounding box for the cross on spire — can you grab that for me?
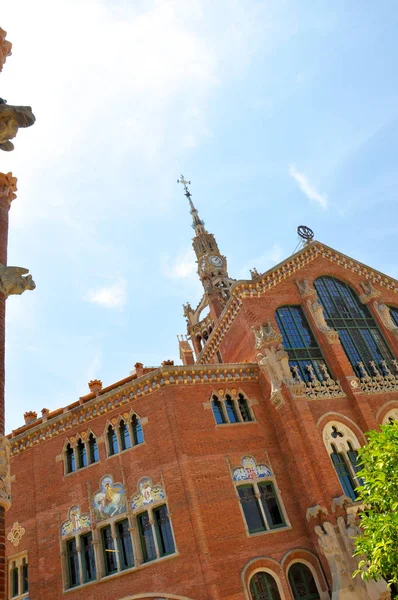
[177,175,205,233]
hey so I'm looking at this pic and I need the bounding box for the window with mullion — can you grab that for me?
[238,394,252,422]
[101,525,117,575]
[225,396,239,423]
[77,439,87,469]
[212,397,226,424]
[107,425,119,456]
[314,277,395,376]
[11,566,18,598]
[154,505,175,556]
[116,519,134,570]
[275,306,330,382]
[258,482,285,529]
[21,561,28,594]
[137,511,157,562]
[238,485,266,533]
[81,532,96,583]
[119,420,131,451]
[66,538,80,588]
[330,445,357,501]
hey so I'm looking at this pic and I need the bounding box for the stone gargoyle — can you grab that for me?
[0,264,35,297]
[0,99,35,151]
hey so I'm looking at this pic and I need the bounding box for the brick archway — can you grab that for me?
[119,595,198,600]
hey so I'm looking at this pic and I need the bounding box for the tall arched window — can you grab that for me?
[119,419,131,451]
[275,305,331,381]
[250,572,281,600]
[323,422,363,501]
[107,425,119,456]
[88,433,99,463]
[77,438,87,469]
[314,277,395,377]
[66,443,76,474]
[211,397,226,424]
[288,563,320,600]
[132,415,144,445]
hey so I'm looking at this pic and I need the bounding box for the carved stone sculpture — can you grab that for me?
[0,264,35,298]
[0,100,35,151]
[296,279,317,299]
[0,171,17,206]
[0,435,11,511]
[307,297,340,343]
[253,321,283,349]
[0,28,12,72]
[374,301,398,336]
[359,281,381,304]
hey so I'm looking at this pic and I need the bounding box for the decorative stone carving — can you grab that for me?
[0,100,35,151]
[0,264,35,297]
[7,522,25,547]
[250,267,260,279]
[374,301,398,335]
[296,278,317,299]
[253,321,283,349]
[292,363,345,399]
[0,171,17,206]
[306,504,329,521]
[359,281,381,304]
[0,28,12,72]
[0,435,11,511]
[356,360,398,394]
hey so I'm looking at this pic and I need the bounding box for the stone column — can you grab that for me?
[0,172,15,600]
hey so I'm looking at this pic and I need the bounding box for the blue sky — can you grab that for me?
[2,0,398,432]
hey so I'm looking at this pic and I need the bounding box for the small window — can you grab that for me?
[154,505,175,556]
[77,439,87,469]
[238,485,266,533]
[81,533,96,583]
[258,482,285,528]
[225,396,238,423]
[238,394,252,422]
[288,563,320,600]
[116,519,134,570]
[132,415,144,445]
[250,572,281,600]
[330,444,357,501]
[119,420,131,451]
[67,538,80,588]
[138,511,157,563]
[107,425,119,456]
[11,565,18,598]
[21,559,28,594]
[66,443,76,474]
[8,555,29,598]
[101,525,117,575]
[212,397,226,424]
[88,433,99,464]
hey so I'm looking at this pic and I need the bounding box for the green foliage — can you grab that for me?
[353,420,398,585]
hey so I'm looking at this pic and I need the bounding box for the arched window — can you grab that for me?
[88,433,99,464]
[11,565,18,598]
[314,276,395,377]
[66,443,76,474]
[275,305,331,381]
[390,306,398,327]
[212,396,226,424]
[119,419,131,451]
[238,394,253,422]
[132,414,144,445]
[323,422,362,501]
[225,395,238,423]
[107,425,119,456]
[288,563,320,600]
[250,572,281,600]
[77,438,87,469]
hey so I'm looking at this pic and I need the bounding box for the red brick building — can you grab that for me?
[5,181,397,600]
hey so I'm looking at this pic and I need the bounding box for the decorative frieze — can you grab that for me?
[291,364,345,400]
[9,364,258,455]
[357,360,398,394]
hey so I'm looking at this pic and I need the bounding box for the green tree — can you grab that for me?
[354,420,398,587]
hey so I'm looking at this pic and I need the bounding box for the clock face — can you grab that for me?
[209,255,223,267]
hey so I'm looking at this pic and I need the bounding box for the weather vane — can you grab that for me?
[297,225,314,242]
[177,175,192,199]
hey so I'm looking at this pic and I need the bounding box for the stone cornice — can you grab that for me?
[9,363,258,455]
[197,241,398,363]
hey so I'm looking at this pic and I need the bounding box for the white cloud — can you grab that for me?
[289,165,328,209]
[239,242,284,278]
[163,249,197,280]
[86,278,127,310]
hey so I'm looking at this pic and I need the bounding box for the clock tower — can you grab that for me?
[178,176,235,316]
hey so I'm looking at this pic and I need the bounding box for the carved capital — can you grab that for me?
[0,101,35,152]
[296,278,317,299]
[0,263,35,298]
[252,322,283,350]
[0,28,12,73]
[360,280,381,304]
[0,172,17,206]
[0,435,11,511]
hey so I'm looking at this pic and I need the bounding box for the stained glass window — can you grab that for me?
[275,306,330,382]
[250,572,281,600]
[314,277,396,377]
[288,564,320,600]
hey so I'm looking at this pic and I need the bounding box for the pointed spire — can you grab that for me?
[177,175,206,236]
